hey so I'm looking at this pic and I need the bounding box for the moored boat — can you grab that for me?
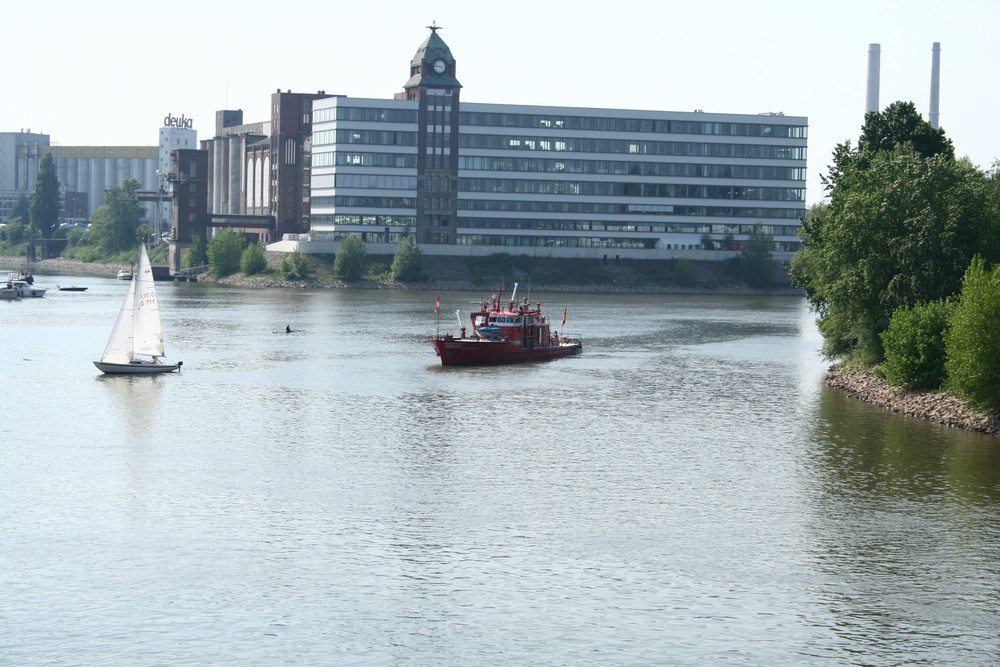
[430,284,582,365]
[116,268,133,280]
[4,280,46,298]
[58,285,88,292]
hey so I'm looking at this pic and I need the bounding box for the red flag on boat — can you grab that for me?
[434,296,440,312]
[562,308,567,327]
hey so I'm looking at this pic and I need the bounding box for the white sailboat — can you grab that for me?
[93,244,182,374]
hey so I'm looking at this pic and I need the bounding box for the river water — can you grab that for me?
[2,271,999,665]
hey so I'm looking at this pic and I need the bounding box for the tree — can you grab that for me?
[10,194,30,225]
[240,243,268,275]
[736,225,774,287]
[29,153,61,238]
[880,299,954,390]
[207,229,246,277]
[791,144,991,363]
[278,250,313,280]
[185,232,209,269]
[88,178,147,253]
[334,233,366,280]
[391,235,422,281]
[945,258,1000,411]
[671,258,696,286]
[823,101,954,196]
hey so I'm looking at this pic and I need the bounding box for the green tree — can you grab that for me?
[89,178,147,253]
[0,221,28,248]
[185,232,209,269]
[10,194,30,225]
[736,225,774,287]
[823,101,954,195]
[671,258,696,286]
[945,257,1000,411]
[791,145,991,363]
[29,153,61,238]
[880,299,954,390]
[207,229,246,277]
[391,235,422,281]
[240,243,268,275]
[278,250,313,280]
[333,233,366,280]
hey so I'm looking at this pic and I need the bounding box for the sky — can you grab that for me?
[3,0,998,206]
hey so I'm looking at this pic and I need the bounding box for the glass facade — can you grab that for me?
[309,97,807,254]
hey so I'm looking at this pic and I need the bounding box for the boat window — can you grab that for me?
[489,316,523,325]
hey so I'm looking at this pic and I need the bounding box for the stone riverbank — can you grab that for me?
[826,364,1000,436]
[5,256,804,296]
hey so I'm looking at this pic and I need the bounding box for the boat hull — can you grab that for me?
[432,338,582,365]
[93,360,182,374]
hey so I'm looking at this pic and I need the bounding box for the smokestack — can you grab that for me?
[929,42,941,129]
[865,43,881,114]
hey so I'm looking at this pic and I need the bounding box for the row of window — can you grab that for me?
[458,156,805,181]
[310,212,799,237]
[311,214,416,227]
[315,128,805,161]
[457,218,800,236]
[461,178,804,202]
[325,174,803,203]
[312,195,803,220]
[316,150,805,182]
[321,105,807,138]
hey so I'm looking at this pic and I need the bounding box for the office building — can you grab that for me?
[281,26,807,260]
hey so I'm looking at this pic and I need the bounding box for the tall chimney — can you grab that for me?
[929,42,941,129]
[865,43,881,114]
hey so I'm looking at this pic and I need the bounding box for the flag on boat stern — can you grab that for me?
[562,308,567,327]
[434,296,440,312]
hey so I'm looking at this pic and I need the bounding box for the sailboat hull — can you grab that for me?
[93,360,182,374]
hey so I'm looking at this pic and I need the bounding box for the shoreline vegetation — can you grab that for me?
[3,255,806,296]
[8,255,997,436]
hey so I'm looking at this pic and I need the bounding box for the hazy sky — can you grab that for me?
[4,0,997,205]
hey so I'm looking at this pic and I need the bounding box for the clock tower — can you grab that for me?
[397,23,462,245]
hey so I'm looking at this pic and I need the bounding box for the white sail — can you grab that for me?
[132,244,165,358]
[100,272,137,364]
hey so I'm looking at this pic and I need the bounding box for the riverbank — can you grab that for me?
[826,364,1000,435]
[4,255,805,296]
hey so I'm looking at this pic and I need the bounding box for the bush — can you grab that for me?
[945,257,1000,411]
[879,299,954,389]
[207,230,246,277]
[240,243,268,275]
[391,235,423,281]
[672,258,696,285]
[333,234,366,280]
[278,250,313,280]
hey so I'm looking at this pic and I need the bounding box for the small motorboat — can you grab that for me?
[58,285,88,292]
[4,280,46,298]
[116,269,133,280]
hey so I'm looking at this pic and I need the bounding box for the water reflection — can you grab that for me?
[802,387,1000,663]
[5,275,1000,665]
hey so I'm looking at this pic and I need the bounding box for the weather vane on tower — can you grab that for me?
[426,20,442,33]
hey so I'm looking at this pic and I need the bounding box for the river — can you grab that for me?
[2,270,999,665]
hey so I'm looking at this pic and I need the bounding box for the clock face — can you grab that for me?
[433,59,446,74]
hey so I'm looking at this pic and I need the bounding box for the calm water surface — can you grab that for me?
[2,271,999,665]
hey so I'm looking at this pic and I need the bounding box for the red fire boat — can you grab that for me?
[431,284,582,365]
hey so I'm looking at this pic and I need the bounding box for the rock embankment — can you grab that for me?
[826,364,1000,435]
